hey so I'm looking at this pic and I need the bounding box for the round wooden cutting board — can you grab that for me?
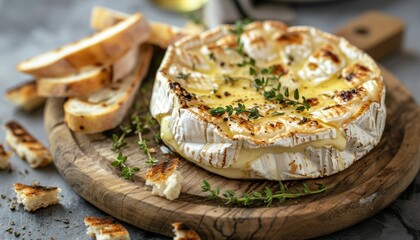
[45,65,420,239]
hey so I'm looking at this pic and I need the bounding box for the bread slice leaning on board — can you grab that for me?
[18,13,151,78]
[64,44,153,134]
[90,6,193,49]
[36,47,138,97]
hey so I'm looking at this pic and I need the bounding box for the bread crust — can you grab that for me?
[5,80,46,111]
[4,121,52,168]
[18,13,151,78]
[90,6,192,49]
[36,47,138,97]
[63,44,153,134]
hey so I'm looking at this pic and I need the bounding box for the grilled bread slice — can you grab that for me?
[172,222,201,240]
[36,47,138,97]
[84,217,130,240]
[63,44,153,134]
[4,120,52,168]
[5,80,46,111]
[90,6,191,49]
[17,13,151,78]
[145,158,183,200]
[0,144,12,169]
[14,183,61,211]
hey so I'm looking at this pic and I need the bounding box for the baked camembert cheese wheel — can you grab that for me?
[150,21,386,180]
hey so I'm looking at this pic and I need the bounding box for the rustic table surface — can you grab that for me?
[0,0,419,239]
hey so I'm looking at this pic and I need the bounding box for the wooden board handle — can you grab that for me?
[334,11,405,61]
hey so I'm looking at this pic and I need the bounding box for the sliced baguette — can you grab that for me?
[63,44,153,134]
[172,222,201,240]
[4,120,52,168]
[84,217,130,240]
[14,183,61,211]
[90,6,192,49]
[18,13,151,78]
[0,144,12,169]
[5,80,46,111]
[36,47,138,97]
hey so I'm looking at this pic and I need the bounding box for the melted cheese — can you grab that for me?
[151,21,385,180]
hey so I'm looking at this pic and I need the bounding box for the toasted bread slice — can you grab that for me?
[84,217,130,240]
[0,144,12,169]
[4,120,52,168]
[14,183,61,211]
[5,80,46,111]
[18,13,151,78]
[36,47,138,97]
[90,6,192,49]
[145,158,183,200]
[63,44,153,134]
[172,222,201,240]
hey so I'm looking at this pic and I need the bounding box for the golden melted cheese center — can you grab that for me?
[158,21,383,144]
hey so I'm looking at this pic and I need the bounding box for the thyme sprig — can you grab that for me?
[201,180,327,207]
[111,152,140,181]
[176,72,190,80]
[111,125,132,152]
[230,19,252,56]
[209,103,262,120]
[111,111,160,180]
[138,136,158,164]
[264,84,311,112]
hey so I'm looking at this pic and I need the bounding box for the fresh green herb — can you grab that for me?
[176,72,190,80]
[271,111,285,116]
[209,107,226,116]
[263,87,311,112]
[201,180,327,207]
[138,136,158,164]
[254,76,272,91]
[223,75,237,85]
[111,152,140,181]
[236,42,245,55]
[298,117,309,125]
[237,58,255,67]
[261,66,276,75]
[209,103,262,120]
[249,67,258,76]
[247,107,262,120]
[294,88,299,100]
[230,18,252,36]
[131,113,158,136]
[111,125,132,152]
[201,180,220,199]
[208,52,216,61]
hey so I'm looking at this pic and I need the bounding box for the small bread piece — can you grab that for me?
[4,120,52,168]
[5,80,46,111]
[172,222,201,240]
[18,13,151,78]
[36,47,138,97]
[84,216,130,240]
[145,158,183,200]
[14,183,61,211]
[0,144,12,169]
[63,44,153,134]
[90,6,192,49]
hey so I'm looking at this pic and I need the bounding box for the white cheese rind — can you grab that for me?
[151,22,386,180]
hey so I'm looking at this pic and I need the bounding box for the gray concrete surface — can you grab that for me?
[0,0,419,239]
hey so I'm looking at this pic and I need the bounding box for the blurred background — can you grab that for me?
[0,0,419,239]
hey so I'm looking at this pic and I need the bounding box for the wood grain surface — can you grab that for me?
[44,65,420,239]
